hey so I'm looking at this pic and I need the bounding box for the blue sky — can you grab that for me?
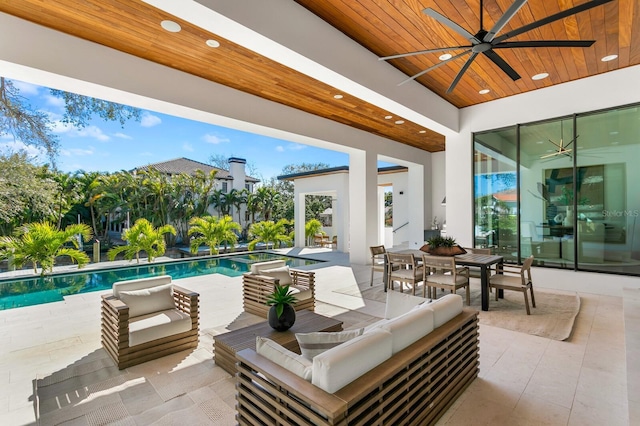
[1,78,350,181]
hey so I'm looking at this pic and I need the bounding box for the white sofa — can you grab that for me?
[236,293,479,425]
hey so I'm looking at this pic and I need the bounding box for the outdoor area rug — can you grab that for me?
[334,283,580,341]
[33,347,236,425]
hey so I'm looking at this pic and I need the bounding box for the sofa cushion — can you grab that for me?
[113,275,172,298]
[384,290,427,319]
[425,294,463,328]
[260,266,293,286]
[381,305,435,354]
[119,283,176,318]
[296,328,363,360]
[256,336,312,381]
[250,260,286,275]
[128,309,192,346]
[312,328,392,393]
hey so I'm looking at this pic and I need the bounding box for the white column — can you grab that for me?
[378,186,386,247]
[407,164,426,250]
[294,189,306,247]
[349,150,378,264]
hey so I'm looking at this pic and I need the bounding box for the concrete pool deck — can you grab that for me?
[0,248,633,425]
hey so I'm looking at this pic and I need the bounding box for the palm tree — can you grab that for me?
[248,219,291,250]
[188,215,241,255]
[0,222,92,275]
[305,218,323,246]
[107,218,176,263]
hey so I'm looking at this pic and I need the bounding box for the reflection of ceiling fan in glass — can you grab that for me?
[541,121,578,160]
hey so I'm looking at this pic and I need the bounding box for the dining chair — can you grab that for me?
[489,255,536,315]
[369,245,387,286]
[385,252,424,295]
[421,255,470,305]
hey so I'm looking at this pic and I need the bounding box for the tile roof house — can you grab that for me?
[132,157,259,184]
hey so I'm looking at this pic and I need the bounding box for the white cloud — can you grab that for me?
[60,146,95,157]
[43,94,65,108]
[275,143,305,152]
[0,140,48,161]
[140,112,161,127]
[52,122,109,141]
[202,133,230,144]
[11,80,40,96]
[114,132,133,140]
[183,142,194,152]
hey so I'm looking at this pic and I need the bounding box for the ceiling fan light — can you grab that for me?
[601,54,618,62]
[532,73,549,80]
[160,20,181,33]
[478,89,490,94]
[439,53,452,61]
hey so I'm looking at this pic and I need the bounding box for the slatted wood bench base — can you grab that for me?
[236,308,479,426]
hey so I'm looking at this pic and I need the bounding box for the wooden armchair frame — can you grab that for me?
[422,255,471,305]
[101,284,199,369]
[385,252,424,295]
[242,269,316,317]
[489,255,536,315]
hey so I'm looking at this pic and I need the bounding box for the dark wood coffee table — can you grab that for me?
[213,310,343,375]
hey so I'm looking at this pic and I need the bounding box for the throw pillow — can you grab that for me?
[118,283,176,318]
[255,336,312,381]
[260,266,293,286]
[296,328,364,360]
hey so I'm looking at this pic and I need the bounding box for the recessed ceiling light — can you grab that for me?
[395,120,405,125]
[206,39,220,48]
[611,141,620,145]
[536,141,544,144]
[609,130,619,135]
[532,73,549,80]
[161,20,181,33]
[478,89,490,94]
[384,115,393,120]
[601,54,618,62]
[419,130,426,134]
[333,94,344,99]
[439,53,452,61]
[546,149,553,153]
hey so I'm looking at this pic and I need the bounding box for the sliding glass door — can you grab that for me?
[473,103,640,276]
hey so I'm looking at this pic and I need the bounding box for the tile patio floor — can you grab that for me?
[0,248,634,425]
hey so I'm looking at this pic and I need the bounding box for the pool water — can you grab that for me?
[0,252,322,310]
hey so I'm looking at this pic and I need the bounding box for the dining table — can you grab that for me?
[383,249,504,311]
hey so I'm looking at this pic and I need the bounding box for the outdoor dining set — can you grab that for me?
[370,245,536,314]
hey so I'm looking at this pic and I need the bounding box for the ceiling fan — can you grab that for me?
[380,0,614,93]
[540,121,578,160]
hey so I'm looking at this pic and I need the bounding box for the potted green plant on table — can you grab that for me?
[266,285,298,331]
[421,236,467,256]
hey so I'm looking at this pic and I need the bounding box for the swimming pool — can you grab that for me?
[0,252,322,311]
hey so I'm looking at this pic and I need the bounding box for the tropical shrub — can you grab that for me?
[248,220,291,250]
[107,218,175,263]
[304,218,323,246]
[188,215,241,255]
[0,222,92,275]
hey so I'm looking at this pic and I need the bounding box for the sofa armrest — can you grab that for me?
[237,348,348,425]
[290,269,315,291]
[172,285,199,325]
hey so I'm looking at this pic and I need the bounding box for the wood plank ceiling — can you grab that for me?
[0,0,638,153]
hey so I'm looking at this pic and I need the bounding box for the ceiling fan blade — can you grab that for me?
[398,50,472,86]
[482,50,521,81]
[493,40,596,48]
[379,45,470,61]
[423,8,481,44]
[494,0,614,43]
[446,52,479,93]
[483,0,528,42]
